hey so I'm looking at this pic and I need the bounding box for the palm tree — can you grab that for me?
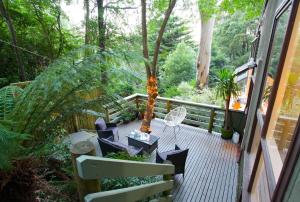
[215,68,240,138]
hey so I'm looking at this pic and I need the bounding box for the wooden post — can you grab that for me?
[74,114,79,132]
[162,160,173,198]
[71,141,100,202]
[208,108,216,133]
[166,100,172,113]
[104,107,110,122]
[135,96,140,112]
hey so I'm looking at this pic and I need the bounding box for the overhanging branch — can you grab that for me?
[152,0,177,75]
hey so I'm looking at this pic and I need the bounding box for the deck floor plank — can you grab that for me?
[87,119,238,202]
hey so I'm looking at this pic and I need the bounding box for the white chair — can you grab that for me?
[163,106,187,139]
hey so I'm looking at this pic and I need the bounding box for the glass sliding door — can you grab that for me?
[248,0,300,201]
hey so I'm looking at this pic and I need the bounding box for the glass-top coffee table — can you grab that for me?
[126,132,160,154]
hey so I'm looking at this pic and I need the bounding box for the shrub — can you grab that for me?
[101,152,161,194]
[177,82,194,97]
[120,104,137,123]
[162,42,196,87]
[163,86,181,98]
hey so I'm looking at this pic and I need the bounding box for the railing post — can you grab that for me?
[208,108,216,133]
[135,95,140,112]
[166,100,172,113]
[71,141,100,202]
[104,107,110,122]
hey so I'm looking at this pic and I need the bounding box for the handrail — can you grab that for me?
[77,155,175,179]
[76,155,175,202]
[129,93,224,110]
[84,181,173,202]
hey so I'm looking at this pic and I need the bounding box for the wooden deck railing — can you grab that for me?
[103,94,226,133]
[70,93,245,134]
[76,155,175,202]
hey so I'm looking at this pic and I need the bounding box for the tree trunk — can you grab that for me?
[0,0,26,81]
[97,0,107,83]
[196,16,215,89]
[140,76,158,133]
[139,0,176,133]
[97,0,105,50]
[84,0,90,45]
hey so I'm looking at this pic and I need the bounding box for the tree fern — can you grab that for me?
[8,46,133,140]
[0,124,28,170]
[0,86,23,120]
[0,46,141,169]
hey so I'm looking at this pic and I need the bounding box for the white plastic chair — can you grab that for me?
[163,106,187,139]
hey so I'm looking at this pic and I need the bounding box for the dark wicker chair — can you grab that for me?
[95,118,119,140]
[156,145,189,177]
[97,136,143,157]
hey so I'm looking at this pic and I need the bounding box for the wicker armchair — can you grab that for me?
[98,136,143,157]
[95,118,119,140]
[156,145,189,177]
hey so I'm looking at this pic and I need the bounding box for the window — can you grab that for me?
[265,11,300,181]
[259,5,292,116]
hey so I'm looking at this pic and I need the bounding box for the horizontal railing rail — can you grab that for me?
[76,155,175,202]
[69,93,244,134]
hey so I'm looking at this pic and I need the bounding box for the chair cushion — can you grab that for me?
[159,149,184,160]
[95,118,107,130]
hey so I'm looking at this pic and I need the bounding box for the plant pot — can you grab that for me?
[221,128,233,139]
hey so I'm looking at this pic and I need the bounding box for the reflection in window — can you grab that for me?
[266,8,300,182]
[260,6,291,115]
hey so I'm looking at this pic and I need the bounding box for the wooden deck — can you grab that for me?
[77,119,239,202]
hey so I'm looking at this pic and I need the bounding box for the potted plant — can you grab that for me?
[215,68,240,139]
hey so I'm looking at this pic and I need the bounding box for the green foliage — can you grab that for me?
[220,0,264,20]
[0,78,9,88]
[162,42,196,88]
[209,12,257,87]
[148,16,195,67]
[163,86,181,98]
[105,152,147,162]
[0,124,28,170]
[173,82,223,106]
[0,0,81,82]
[120,104,137,123]
[102,152,160,193]
[8,47,120,138]
[0,86,23,120]
[215,68,240,100]
[198,0,218,21]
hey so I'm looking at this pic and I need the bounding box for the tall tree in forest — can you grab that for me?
[97,0,105,50]
[0,0,25,81]
[84,0,90,45]
[140,0,177,133]
[196,0,264,89]
[196,0,217,89]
